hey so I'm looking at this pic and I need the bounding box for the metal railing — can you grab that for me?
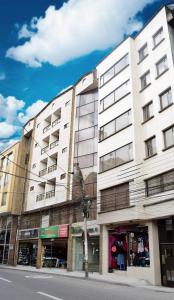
[52,118,61,127]
[41,145,49,154]
[36,193,45,202]
[39,168,47,177]
[50,140,59,149]
[48,164,57,173]
[45,190,55,199]
[43,124,51,133]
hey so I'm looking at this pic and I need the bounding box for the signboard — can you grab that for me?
[39,224,69,239]
[71,225,99,236]
[18,228,39,240]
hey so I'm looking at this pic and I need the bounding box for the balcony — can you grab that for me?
[48,164,57,173]
[45,190,55,199]
[50,140,59,149]
[39,168,47,177]
[36,193,45,202]
[43,124,51,134]
[52,118,61,127]
[41,145,49,155]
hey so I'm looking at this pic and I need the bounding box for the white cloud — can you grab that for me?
[18,99,47,124]
[6,0,157,68]
[0,94,47,143]
[0,73,6,80]
[18,24,34,39]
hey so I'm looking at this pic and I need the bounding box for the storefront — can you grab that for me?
[71,222,100,272]
[39,224,69,268]
[158,218,174,287]
[17,228,39,266]
[0,216,12,264]
[108,225,150,272]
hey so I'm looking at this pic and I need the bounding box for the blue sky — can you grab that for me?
[0,0,173,149]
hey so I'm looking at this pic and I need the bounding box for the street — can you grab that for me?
[0,268,173,300]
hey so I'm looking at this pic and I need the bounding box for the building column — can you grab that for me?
[36,239,43,269]
[100,224,108,274]
[8,216,18,266]
[148,221,161,286]
[67,233,72,271]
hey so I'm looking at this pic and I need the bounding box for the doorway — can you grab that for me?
[160,244,174,287]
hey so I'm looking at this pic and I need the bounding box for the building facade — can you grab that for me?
[97,5,174,287]
[0,141,27,265]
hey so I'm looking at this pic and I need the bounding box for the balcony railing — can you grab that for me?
[36,193,45,202]
[43,124,51,133]
[41,145,49,155]
[48,164,57,173]
[50,140,59,149]
[52,118,61,127]
[45,190,55,199]
[39,168,47,177]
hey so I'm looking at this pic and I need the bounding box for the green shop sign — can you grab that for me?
[39,226,58,239]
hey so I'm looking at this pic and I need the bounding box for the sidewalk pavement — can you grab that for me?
[1,264,174,293]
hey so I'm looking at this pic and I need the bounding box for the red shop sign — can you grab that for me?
[58,224,69,238]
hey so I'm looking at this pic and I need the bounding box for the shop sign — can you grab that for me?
[71,225,99,236]
[39,224,69,239]
[18,228,39,240]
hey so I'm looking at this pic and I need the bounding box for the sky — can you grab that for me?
[0,0,173,150]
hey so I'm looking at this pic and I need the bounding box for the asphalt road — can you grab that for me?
[0,268,174,300]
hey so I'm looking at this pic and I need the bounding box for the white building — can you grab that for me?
[97,5,174,287]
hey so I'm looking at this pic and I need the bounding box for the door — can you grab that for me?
[160,244,174,287]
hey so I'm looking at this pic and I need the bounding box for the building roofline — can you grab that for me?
[0,141,20,155]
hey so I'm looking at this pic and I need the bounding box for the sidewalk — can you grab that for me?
[1,264,174,293]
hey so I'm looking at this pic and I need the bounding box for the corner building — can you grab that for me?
[97,5,174,287]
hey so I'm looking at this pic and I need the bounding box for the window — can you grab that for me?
[77,139,96,156]
[153,27,164,48]
[100,54,129,86]
[0,158,5,170]
[100,182,129,212]
[100,80,130,112]
[76,127,95,143]
[64,123,69,129]
[1,192,7,206]
[4,174,9,186]
[146,169,174,196]
[100,110,131,141]
[30,186,34,191]
[60,173,66,180]
[163,125,174,149]
[32,163,36,169]
[156,56,168,77]
[100,143,133,172]
[62,147,67,153]
[77,102,95,117]
[79,113,95,130]
[75,154,95,169]
[7,153,13,166]
[159,88,172,110]
[138,43,148,62]
[145,136,156,158]
[140,71,150,90]
[143,102,153,122]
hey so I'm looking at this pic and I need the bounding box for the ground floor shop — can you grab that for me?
[0,215,15,265]
[100,221,161,285]
[71,222,100,272]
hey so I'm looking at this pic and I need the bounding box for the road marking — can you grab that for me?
[25,275,53,279]
[0,277,12,283]
[37,291,63,300]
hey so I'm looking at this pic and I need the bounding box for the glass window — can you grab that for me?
[79,93,94,106]
[78,139,95,156]
[146,176,161,196]
[163,171,174,192]
[77,154,94,169]
[116,143,133,166]
[4,174,9,186]
[1,192,7,206]
[79,113,95,130]
[145,136,156,158]
[156,56,168,77]
[160,88,172,110]
[0,158,5,170]
[139,44,148,62]
[115,80,130,102]
[103,92,115,110]
[7,153,13,166]
[153,27,164,47]
[100,151,116,172]
[143,102,153,122]
[77,127,94,142]
[100,120,115,141]
[146,169,174,196]
[79,102,95,116]
[163,126,174,148]
[140,71,150,90]
[116,110,131,132]
[102,66,115,86]
[115,54,129,74]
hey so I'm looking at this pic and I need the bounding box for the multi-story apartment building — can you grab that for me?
[16,72,99,272]
[0,141,27,265]
[97,5,174,287]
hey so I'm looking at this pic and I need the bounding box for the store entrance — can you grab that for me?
[109,233,127,271]
[42,239,67,268]
[160,244,174,287]
[18,241,38,266]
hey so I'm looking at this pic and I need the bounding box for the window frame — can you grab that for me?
[153,27,164,49]
[163,124,174,150]
[140,70,151,92]
[142,101,153,123]
[156,55,168,78]
[159,87,172,111]
[138,43,148,63]
[144,135,156,159]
